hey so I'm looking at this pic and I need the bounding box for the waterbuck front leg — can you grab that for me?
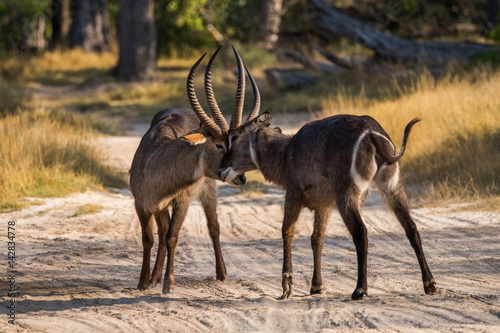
[310,208,330,295]
[150,209,171,287]
[336,190,368,300]
[137,207,153,290]
[163,195,190,295]
[378,180,437,295]
[200,179,227,282]
[280,191,303,300]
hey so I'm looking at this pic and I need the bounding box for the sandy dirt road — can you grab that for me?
[1,116,499,332]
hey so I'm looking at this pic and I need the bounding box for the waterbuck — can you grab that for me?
[130,46,256,294]
[218,93,437,300]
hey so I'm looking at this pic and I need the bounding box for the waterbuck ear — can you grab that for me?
[180,133,207,146]
[256,112,272,128]
[273,127,282,133]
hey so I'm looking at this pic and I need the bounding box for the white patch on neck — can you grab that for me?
[350,130,375,194]
[249,140,259,169]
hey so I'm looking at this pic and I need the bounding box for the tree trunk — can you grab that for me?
[310,0,500,66]
[51,0,70,48]
[71,0,111,53]
[117,0,156,81]
[24,15,47,53]
[487,0,500,27]
[259,0,283,50]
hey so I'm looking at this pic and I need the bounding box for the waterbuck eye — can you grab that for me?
[215,144,224,150]
[231,135,239,142]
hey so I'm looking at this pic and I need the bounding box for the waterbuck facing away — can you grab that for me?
[130,46,257,294]
[218,99,437,300]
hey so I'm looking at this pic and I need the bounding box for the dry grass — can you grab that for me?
[321,69,500,206]
[0,107,125,212]
[31,48,117,73]
[1,48,117,85]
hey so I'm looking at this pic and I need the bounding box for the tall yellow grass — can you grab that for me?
[321,70,500,203]
[1,48,117,84]
[31,48,117,72]
[0,108,124,212]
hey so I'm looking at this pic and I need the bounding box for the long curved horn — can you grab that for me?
[205,45,229,133]
[187,53,223,138]
[244,65,261,123]
[230,45,245,130]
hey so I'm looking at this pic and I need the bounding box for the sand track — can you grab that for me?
[1,121,500,332]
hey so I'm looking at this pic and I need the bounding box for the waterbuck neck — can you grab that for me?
[155,141,205,185]
[254,129,291,187]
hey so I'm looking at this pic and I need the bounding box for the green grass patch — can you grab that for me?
[69,204,103,218]
[469,50,500,69]
[0,81,30,116]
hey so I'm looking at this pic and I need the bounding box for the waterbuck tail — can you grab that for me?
[371,118,421,165]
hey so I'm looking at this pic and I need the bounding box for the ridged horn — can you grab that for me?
[244,65,261,124]
[205,45,229,133]
[230,45,245,130]
[186,53,223,138]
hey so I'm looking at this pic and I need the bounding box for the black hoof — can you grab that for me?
[351,288,367,300]
[310,286,323,295]
[216,272,227,282]
[137,279,150,291]
[424,279,437,295]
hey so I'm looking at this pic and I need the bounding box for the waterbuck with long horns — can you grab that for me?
[130,46,257,294]
[218,83,437,300]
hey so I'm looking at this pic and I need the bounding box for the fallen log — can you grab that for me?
[264,68,320,88]
[263,50,339,88]
[316,46,363,69]
[279,50,337,73]
[309,0,500,66]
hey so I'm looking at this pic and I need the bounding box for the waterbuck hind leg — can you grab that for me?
[280,191,303,300]
[378,180,437,295]
[163,195,191,295]
[137,207,154,290]
[200,179,227,282]
[336,190,369,300]
[150,209,171,287]
[310,208,330,295]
